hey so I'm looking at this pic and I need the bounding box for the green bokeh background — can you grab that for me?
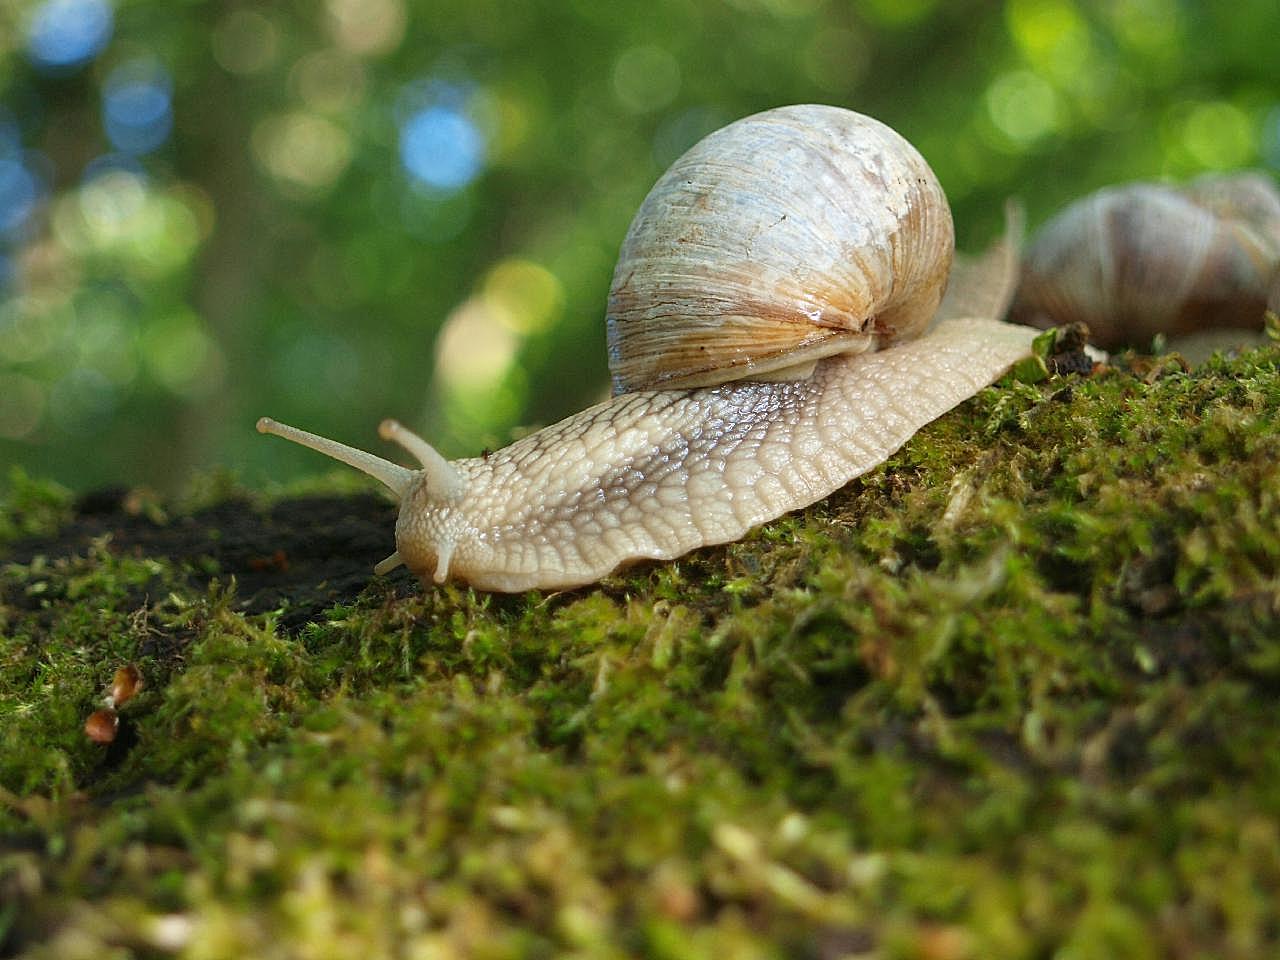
[1,0,1277,491]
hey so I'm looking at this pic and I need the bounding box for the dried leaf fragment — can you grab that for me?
[109,664,143,708]
[85,708,119,744]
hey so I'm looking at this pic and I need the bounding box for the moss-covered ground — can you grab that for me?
[3,340,1280,959]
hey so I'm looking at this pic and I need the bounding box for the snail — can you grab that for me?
[1010,172,1280,349]
[257,105,1041,592]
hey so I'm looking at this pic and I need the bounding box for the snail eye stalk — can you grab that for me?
[378,419,465,501]
[256,417,416,501]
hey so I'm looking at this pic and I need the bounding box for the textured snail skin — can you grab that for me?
[395,318,1035,591]
[259,105,1042,592]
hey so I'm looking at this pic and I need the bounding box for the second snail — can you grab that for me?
[1012,172,1280,348]
[258,104,1279,593]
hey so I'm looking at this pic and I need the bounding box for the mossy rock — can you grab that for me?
[3,344,1279,959]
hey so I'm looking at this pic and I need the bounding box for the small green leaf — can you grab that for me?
[1264,308,1280,342]
[1031,327,1058,360]
[1010,354,1049,384]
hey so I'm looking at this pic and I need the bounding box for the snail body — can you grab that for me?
[258,105,1039,592]
[1011,173,1280,349]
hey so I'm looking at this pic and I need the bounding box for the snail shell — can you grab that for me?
[1011,173,1280,349]
[257,105,1039,592]
[607,106,954,392]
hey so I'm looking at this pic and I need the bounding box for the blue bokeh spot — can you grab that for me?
[82,152,148,184]
[0,159,40,237]
[27,0,113,70]
[103,62,173,155]
[0,118,22,158]
[399,105,484,192]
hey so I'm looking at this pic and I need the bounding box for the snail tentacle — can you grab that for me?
[256,417,416,500]
[378,419,466,502]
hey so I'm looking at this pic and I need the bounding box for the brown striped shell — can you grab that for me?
[1010,173,1280,349]
[606,105,955,394]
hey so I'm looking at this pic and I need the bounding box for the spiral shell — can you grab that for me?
[606,105,955,394]
[1011,173,1280,349]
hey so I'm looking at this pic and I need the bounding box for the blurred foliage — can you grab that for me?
[0,0,1277,490]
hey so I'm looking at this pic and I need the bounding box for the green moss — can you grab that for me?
[3,345,1280,958]
[0,469,72,545]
